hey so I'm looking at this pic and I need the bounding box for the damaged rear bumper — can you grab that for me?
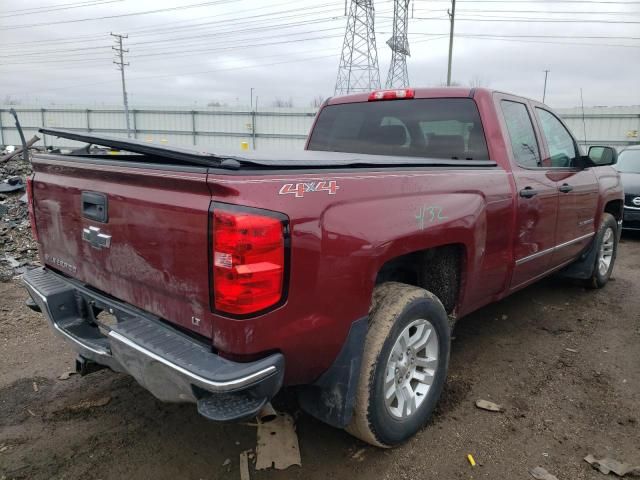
[22,267,284,421]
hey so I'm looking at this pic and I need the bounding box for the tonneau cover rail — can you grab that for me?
[40,128,498,169]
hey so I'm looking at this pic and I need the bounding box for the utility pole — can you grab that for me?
[542,69,550,103]
[446,0,456,86]
[335,0,381,95]
[111,33,131,138]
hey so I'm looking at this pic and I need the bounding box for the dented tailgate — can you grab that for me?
[31,155,214,338]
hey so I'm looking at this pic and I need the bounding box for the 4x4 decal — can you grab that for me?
[279,180,340,198]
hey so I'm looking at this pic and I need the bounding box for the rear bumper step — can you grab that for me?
[23,268,284,421]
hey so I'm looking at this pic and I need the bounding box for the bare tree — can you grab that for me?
[468,76,491,88]
[310,95,326,108]
[2,95,21,105]
[271,97,294,108]
[207,99,226,107]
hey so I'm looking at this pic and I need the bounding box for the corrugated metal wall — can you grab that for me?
[556,106,640,150]
[1,104,638,152]
[0,105,316,152]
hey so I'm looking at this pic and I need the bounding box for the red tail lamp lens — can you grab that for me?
[213,209,285,315]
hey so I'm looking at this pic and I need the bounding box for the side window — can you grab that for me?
[536,108,578,168]
[500,100,540,168]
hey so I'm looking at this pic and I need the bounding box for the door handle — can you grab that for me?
[519,187,538,198]
[558,183,573,193]
[81,191,108,223]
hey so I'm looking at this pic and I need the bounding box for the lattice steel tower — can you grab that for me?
[334,0,381,95]
[385,0,411,88]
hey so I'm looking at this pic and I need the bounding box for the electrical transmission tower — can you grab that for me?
[111,33,132,138]
[385,0,411,88]
[334,0,380,95]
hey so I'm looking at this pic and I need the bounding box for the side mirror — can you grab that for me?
[588,146,618,166]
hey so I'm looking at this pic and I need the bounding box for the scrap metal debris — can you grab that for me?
[0,177,24,193]
[584,454,640,477]
[0,136,40,163]
[255,413,301,470]
[58,371,77,381]
[351,448,366,461]
[0,149,39,281]
[475,399,504,412]
[239,450,251,480]
[67,395,112,412]
[530,466,559,480]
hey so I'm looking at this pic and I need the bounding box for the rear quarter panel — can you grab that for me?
[207,166,514,384]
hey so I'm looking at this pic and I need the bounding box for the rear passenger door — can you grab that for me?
[533,107,599,266]
[496,95,559,289]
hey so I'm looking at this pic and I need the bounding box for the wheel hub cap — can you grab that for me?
[598,227,615,276]
[384,318,439,419]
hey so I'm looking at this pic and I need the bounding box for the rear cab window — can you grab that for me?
[307,98,490,160]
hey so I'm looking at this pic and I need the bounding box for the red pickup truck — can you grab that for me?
[22,88,623,447]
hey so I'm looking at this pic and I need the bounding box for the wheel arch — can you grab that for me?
[373,243,467,316]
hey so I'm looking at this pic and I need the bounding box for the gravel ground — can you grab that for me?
[1,234,639,480]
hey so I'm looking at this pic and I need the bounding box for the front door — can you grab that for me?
[497,97,560,290]
[533,107,599,265]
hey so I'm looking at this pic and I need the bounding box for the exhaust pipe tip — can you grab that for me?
[257,402,277,423]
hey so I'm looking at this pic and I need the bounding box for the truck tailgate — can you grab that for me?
[31,156,214,338]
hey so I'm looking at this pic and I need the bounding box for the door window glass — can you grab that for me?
[500,100,540,168]
[536,108,578,168]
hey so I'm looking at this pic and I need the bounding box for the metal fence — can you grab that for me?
[0,105,317,152]
[1,104,638,152]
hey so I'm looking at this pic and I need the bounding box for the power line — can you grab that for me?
[414,14,640,22]
[5,52,341,97]
[0,31,350,66]
[415,7,640,14]
[0,0,124,18]
[409,32,640,40]
[0,15,353,58]
[0,1,345,48]
[0,0,236,30]
[456,34,640,48]
[424,0,640,3]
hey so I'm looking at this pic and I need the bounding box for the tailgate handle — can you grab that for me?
[81,192,108,223]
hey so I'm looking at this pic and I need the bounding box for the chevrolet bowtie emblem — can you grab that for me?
[82,226,111,249]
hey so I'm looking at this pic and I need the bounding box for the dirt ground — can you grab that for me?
[1,235,639,480]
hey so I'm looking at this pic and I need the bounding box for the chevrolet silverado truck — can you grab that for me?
[22,88,623,447]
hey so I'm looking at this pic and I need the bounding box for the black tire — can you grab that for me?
[587,213,618,289]
[346,282,450,447]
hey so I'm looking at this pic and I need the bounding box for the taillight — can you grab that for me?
[368,88,415,101]
[212,207,287,316]
[26,175,39,243]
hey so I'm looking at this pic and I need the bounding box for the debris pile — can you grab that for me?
[0,148,39,282]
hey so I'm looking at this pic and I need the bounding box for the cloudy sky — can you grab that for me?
[1,0,639,109]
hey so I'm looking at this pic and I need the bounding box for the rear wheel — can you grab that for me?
[346,282,450,447]
[588,213,618,289]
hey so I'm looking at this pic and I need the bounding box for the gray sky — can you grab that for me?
[1,0,639,108]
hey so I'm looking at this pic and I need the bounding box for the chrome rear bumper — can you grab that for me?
[23,268,284,421]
